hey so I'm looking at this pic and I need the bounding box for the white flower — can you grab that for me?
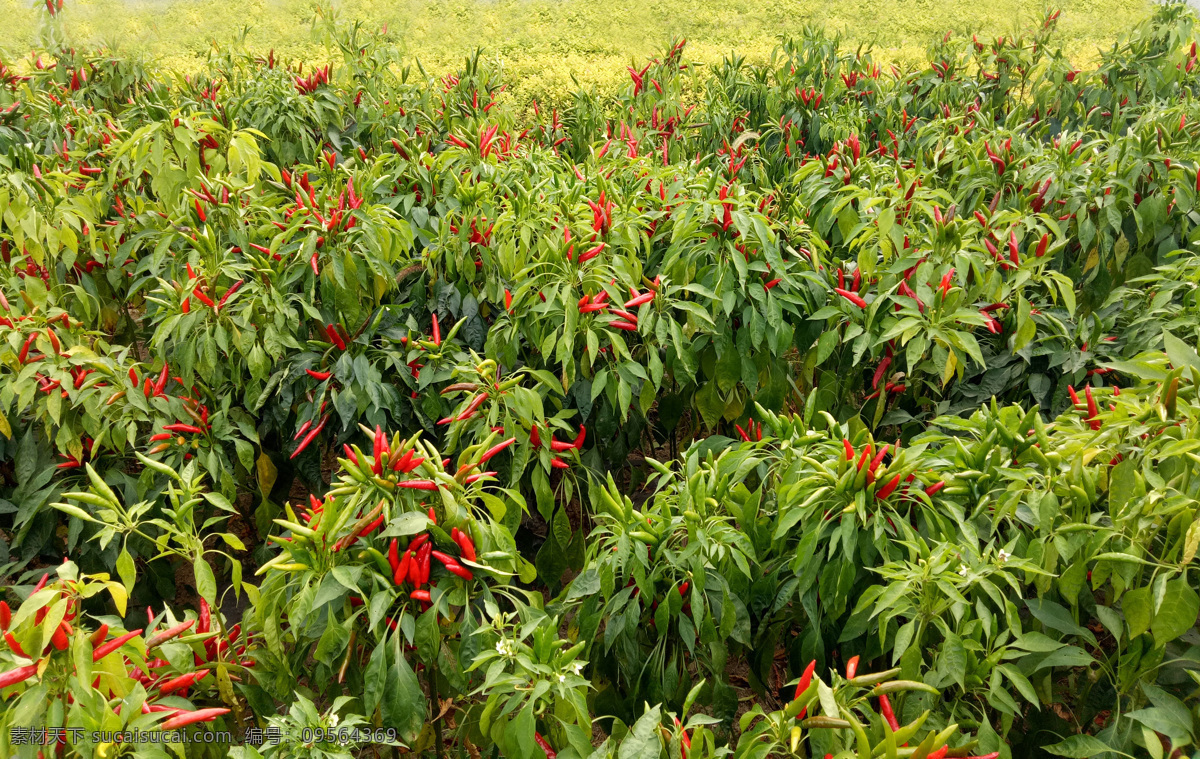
[327,713,339,728]
[557,673,567,683]
[997,549,1011,563]
[495,638,517,657]
[569,662,584,675]
[958,565,969,576]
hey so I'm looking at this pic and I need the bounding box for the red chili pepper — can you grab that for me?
[1035,233,1049,257]
[534,732,557,758]
[505,289,513,311]
[444,563,473,580]
[325,325,346,350]
[215,280,243,313]
[925,481,946,496]
[420,542,434,583]
[0,663,40,689]
[373,425,385,475]
[876,473,902,500]
[147,620,195,649]
[431,313,441,345]
[577,243,606,264]
[194,289,215,308]
[17,333,35,364]
[452,528,477,562]
[396,550,412,586]
[878,693,900,731]
[88,625,109,647]
[456,392,489,422]
[845,655,859,679]
[397,479,439,491]
[198,597,211,635]
[387,538,400,573]
[869,444,889,472]
[479,437,516,463]
[92,629,143,661]
[624,292,655,308]
[5,631,27,657]
[0,602,9,631]
[410,590,431,603]
[610,320,637,331]
[793,659,817,718]
[291,415,329,459]
[159,669,210,695]
[834,288,867,308]
[306,369,331,380]
[359,513,386,539]
[1068,386,1081,408]
[407,549,423,586]
[550,457,570,469]
[939,268,955,296]
[843,439,855,462]
[163,424,204,434]
[160,708,230,730]
[872,356,892,390]
[194,199,206,223]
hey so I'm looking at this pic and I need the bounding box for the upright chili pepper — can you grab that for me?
[844,655,859,679]
[431,313,441,345]
[793,659,817,719]
[878,693,900,731]
[198,598,211,635]
[291,415,329,459]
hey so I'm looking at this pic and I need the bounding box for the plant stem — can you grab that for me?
[427,660,445,759]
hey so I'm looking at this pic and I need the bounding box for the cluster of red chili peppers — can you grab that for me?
[0,575,238,730]
[293,63,332,95]
[1068,384,1107,431]
[529,422,585,470]
[385,518,477,610]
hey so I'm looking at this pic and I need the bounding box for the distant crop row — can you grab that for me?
[1,2,1199,758]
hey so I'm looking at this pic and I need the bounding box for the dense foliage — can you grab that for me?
[2,2,1200,757]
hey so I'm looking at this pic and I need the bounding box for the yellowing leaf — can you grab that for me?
[105,581,128,616]
[257,452,277,498]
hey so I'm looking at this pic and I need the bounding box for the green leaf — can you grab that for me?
[1043,735,1116,758]
[116,548,136,591]
[382,632,427,743]
[1162,330,1200,371]
[997,664,1040,707]
[194,556,216,604]
[618,705,663,759]
[939,632,967,689]
[695,379,724,430]
[1151,578,1199,648]
[1123,584,1153,640]
[1027,599,1096,645]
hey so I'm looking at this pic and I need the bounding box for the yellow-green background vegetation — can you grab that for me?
[0,0,1155,103]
